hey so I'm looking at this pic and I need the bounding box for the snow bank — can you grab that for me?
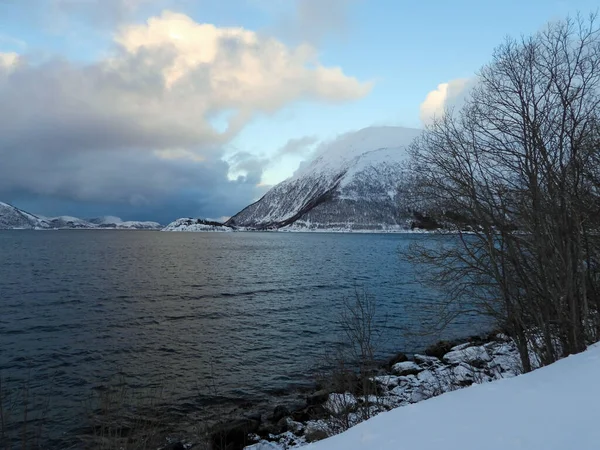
[306,344,600,450]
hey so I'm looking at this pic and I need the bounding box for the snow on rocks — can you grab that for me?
[243,335,522,450]
[391,361,421,375]
[324,393,357,415]
[443,345,492,366]
[412,354,441,365]
[306,343,600,450]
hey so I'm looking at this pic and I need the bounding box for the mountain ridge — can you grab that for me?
[225,126,423,231]
[0,202,162,230]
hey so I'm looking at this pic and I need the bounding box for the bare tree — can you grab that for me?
[403,14,600,372]
[319,288,387,434]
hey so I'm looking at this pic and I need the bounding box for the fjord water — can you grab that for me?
[0,231,484,444]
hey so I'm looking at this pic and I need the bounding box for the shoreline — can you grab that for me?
[157,330,520,450]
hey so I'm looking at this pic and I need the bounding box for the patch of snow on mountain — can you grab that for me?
[291,126,421,182]
[88,216,161,229]
[48,216,97,229]
[117,221,162,230]
[88,216,124,225]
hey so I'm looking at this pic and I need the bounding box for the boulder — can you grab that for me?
[305,428,328,443]
[306,389,329,406]
[291,404,327,422]
[304,422,330,443]
[282,417,304,434]
[391,361,422,376]
[387,352,408,369]
[257,421,283,438]
[413,354,441,365]
[443,346,492,367]
[424,340,454,359]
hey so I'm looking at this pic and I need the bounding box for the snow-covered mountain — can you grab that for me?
[88,216,162,230]
[0,202,50,229]
[46,216,97,229]
[227,126,423,231]
[88,216,123,226]
[163,218,233,232]
[0,203,162,230]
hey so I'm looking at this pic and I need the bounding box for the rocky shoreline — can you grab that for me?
[163,332,522,450]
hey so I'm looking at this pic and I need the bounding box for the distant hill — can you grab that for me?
[0,203,161,230]
[0,202,50,229]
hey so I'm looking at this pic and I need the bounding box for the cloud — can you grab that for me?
[419,78,475,125]
[51,0,156,26]
[226,135,317,183]
[0,11,370,221]
[0,52,18,64]
[260,0,359,45]
[275,135,318,158]
[290,0,357,43]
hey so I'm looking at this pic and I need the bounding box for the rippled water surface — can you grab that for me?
[0,230,484,446]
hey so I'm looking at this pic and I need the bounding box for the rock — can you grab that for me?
[391,361,422,376]
[257,421,283,438]
[304,421,330,443]
[245,443,282,450]
[306,389,329,406]
[283,417,304,434]
[269,405,290,423]
[450,342,472,352]
[443,346,492,367]
[424,340,454,359]
[373,375,401,390]
[305,428,328,443]
[387,352,408,368]
[210,418,260,450]
[291,404,326,422]
[413,354,441,365]
[325,393,357,415]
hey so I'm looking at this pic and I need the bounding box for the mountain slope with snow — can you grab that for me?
[302,343,600,450]
[0,202,50,229]
[88,216,162,229]
[163,218,233,232]
[227,127,422,231]
[46,216,97,229]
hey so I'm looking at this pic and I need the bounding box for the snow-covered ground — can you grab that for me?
[250,343,600,450]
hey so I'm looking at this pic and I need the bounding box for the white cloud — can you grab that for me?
[0,52,19,68]
[419,78,474,125]
[0,11,370,218]
[115,11,371,109]
[259,0,359,45]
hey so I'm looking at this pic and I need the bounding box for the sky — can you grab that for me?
[0,0,597,224]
